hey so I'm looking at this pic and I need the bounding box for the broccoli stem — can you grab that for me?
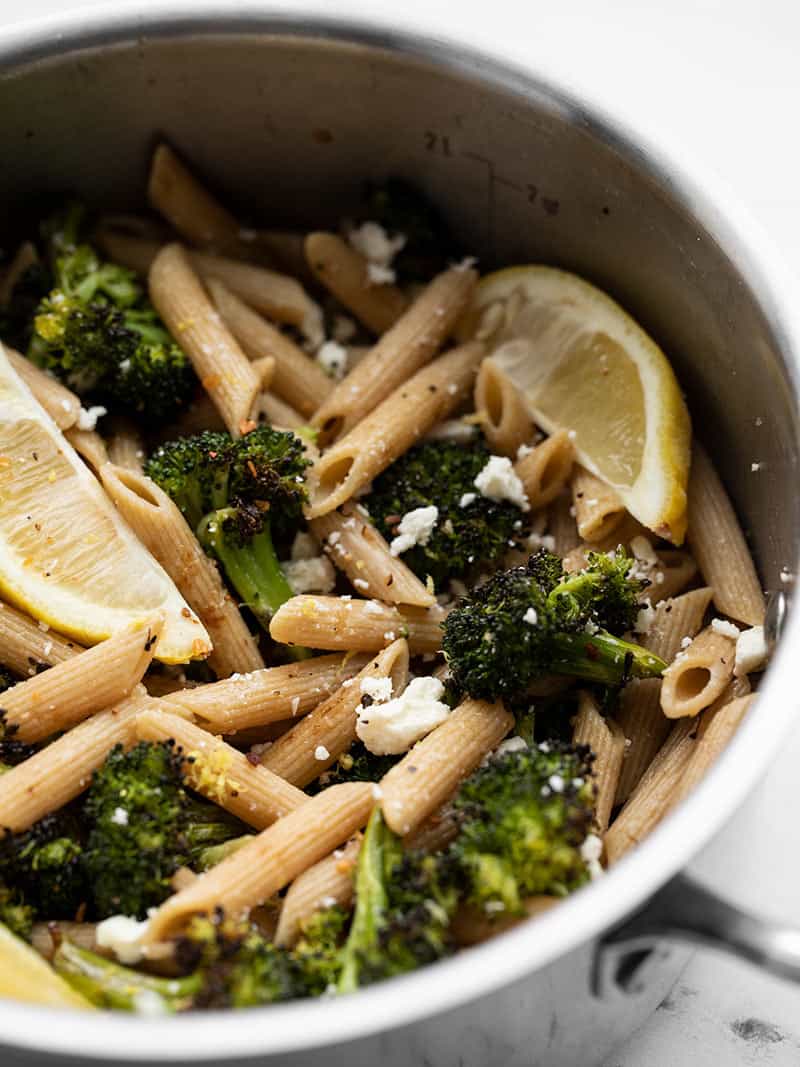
[337,808,389,994]
[548,631,667,685]
[53,940,201,1012]
[197,509,310,660]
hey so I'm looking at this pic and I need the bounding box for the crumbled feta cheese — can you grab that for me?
[95,915,149,964]
[356,676,450,755]
[751,462,763,472]
[424,419,476,445]
[635,600,656,633]
[734,625,769,677]
[711,618,741,640]
[459,492,476,508]
[474,455,530,511]
[366,262,396,286]
[133,991,168,1016]
[314,745,330,761]
[389,506,439,556]
[526,531,556,553]
[523,607,539,625]
[111,807,129,826]
[495,736,528,756]
[548,774,565,793]
[316,340,348,380]
[291,531,319,561]
[353,578,369,590]
[283,556,337,595]
[516,443,533,460]
[360,675,393,704]
[76,405,107,431]
[630,535,659,567]
[581,833,604,880]
[364,600,383,615]
[680,635,693,649]
[348,221,406,286]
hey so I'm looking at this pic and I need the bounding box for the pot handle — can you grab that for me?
[594,872,800,997]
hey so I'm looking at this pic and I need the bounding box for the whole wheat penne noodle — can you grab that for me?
[571,691,626,833]
[95,212,170,242]
[671,694,755,807]
[305,232,408,335]
[99,463,264,677]
[260,640,409,787]
[452,897,559,947]
[312,503,435,608]
[311,268,478,444]
[253,230,313,284]
[148,143,251,258]
[134,707,307,829]
[615,587,713,803]
[646,550,698,604]
[0,697,142,833]
[0,923,95,1009]
[0,600,82,676]
[274,835,361,948]
[157,393,227,441]
[5,348,81,430]
[474,357,535,458]
[32,922,100,961]
[259,391,305,429]
[270,596,445,655]
[163,652,371,733]
[605,717,697,864]
[403,806,460,853]
[515,431,575,511]
[96,229,160,275]
[0,241,38,307]
[149,244,262,436]
[106,418,146,473]
[65,428,109,471]
[571,466,625,542]
[548,491,581,556]
[659,624,736,719]
[380,698,513,836]
[145,781,376,943]
[209,279,332,417]
[143,670,198,698]
[0,616,162,743]
[688,443,765,626]
[308,341,485,516]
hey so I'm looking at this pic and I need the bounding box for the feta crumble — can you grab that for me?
[360,675,393,704]
[711,618,741,640]
[389,506,439,556]
[348,221,406,286]
[76,405,107,431]
[290,531,318,561]
[316,340,348,380]
[523,607,539,625]
[634,600,656,633]
[283,556,337,595]
[581,834,604,880]
[95,915,150,964]
[459,492,476,508]
[110,807,129,826]
[734,625,769,677]
[314,745,330,761]
[356,676,450,755]
[473,455,530,511]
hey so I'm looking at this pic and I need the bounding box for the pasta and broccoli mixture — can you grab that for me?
[0,143,769,1013]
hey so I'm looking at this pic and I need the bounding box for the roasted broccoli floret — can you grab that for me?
[291,906,349,996]
[145,427,310,640]
[360,179,462,282]
[442,549,666,699]
[0,811,87,922]
[0,883,35,940]
[338,808,458,992]
[366,439,523,588]
[27,201,195,419]
[83,741,247,919]
[309,742,398,794]
[449,742,596,913]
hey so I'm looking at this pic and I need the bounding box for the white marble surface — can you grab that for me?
[3,1,800,1063]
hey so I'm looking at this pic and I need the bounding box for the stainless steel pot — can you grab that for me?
[1,9,799,1066]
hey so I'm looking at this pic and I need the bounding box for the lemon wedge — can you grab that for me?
[464,266,691,543]
[0,344,211,662]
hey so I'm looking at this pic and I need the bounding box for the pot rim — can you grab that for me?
[1,5,799,1060]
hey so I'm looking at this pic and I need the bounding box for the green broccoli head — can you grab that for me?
[309,742,398,794]
[442,550,665,700]
[0,883,35,940]
[291,906,349,997]
[450,742,596,913]
[0,811,87,921]
[366,438,523,588]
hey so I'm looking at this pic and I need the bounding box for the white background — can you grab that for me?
[4,1,800,1063]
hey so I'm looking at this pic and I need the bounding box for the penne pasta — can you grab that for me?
[0,616,162,743]
[274,835,361,947]
[311,268,477,444]
[270,596,446,655]
[570,466,625,542]
[163,652,371,733]
[65,428,109,472]
[515,431,575,511]
[0,696,143,833]
[145,782,376,943]
[687,443,765,626]
[308,341,485,516]
[646,549,698,605]
[134,707,307,829]
[209,279,332,417]
[100,464,264,676]
[671,693,754,805]
[148,243,263,436]
[548,491,581,556]
[31,922,100,961]
[0,599,82,676]
[106,419,146,473]
[571,691,626,833]
[403,805,460,853]
[379,698,513,836]
[305,232,408,335]
[5,348,81,430]
[258,390,305,429]
[0,923,95,1009]
[260,640,409,787]
[311,503,436,608]
[659,624,736,719]
[474,357,535,458]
